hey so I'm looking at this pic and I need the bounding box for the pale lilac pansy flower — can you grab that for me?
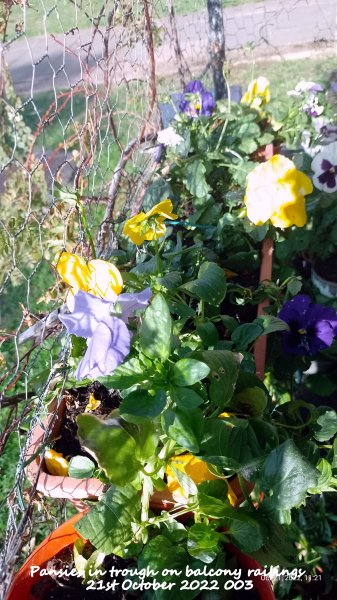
[311,141,337,193]
[59,288,152,380]
[303,96,324,118]
[287,81,325,97]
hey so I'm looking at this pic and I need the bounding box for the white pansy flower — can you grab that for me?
[157,126,184,148]
[311,142,337,193]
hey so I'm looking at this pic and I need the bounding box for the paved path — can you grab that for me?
[3,0,337,97]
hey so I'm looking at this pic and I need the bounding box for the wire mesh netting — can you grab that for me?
[0,0,337,597]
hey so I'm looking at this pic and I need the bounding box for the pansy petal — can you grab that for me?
[184,80,204,93]
[279,294,311,321]
[59,290,112,338]
[311,321,335,349]
[45,449,69,476]
[117,287,152,322]
[270,196,307,228]
[281,332,308,356]
[76,319,131,380]
[306,303,337,330]
[123,213,147,244]
[146,199,178,220]
[56,252,91,293]
[166,453,218,502]
[201,91,216,116]
[88,259,123,299]
[312,142,337,192]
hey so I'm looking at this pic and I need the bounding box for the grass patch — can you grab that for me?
[230,54,337,97]
[8,0,261,38]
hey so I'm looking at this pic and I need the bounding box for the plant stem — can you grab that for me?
[154,236,162,275]
[77,203,96,259]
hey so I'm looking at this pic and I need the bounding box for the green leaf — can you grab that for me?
[256,315,290,335]
[287,277,303,296]
[238,137,258,154]
[157,272,182,290]
[249,519,297,568]
[187,524,223,563]
[308,459,336,493]
[137,536,198,600]
[142,177,173,211]
[122,420,159,463]
[201,350,242,408]
[169,300,196,318]
[68,455,96,479]
[199,418,278,469]
[180,262,227,306]
[231,322,264,351]
[220,315,239,333]
[170,387,204,409]
[71,335,87,358]
[258,132,275,145]
[232,387,268,417]
[75,486,141,554]
[198,479,228,500]
[119,390,167,421]
[101,357,154,390]
[171,359,210,386]
[170,465,198,497]
[259,440,319,509]
[313,408,337,442]
[77,414,141,485]
[196,322,219,347]
[183,159,210,198]
[228,519,264,553]
[162,407,204,453]
[198,493,258,524]
[140,293,172,361]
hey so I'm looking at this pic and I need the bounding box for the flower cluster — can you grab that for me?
[22,74,337,589]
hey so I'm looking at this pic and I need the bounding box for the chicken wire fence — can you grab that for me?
[0,0,337,596]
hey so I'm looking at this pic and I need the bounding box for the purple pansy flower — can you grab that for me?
[179,79,215,117]
[311,141,337,193]
[278,294,337,356]
[303,96,324,118]
[59,288,152,380]
[320,123,337,142]
[184,80,204,94]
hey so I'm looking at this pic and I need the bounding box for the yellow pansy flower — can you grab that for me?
[56,252,123,300]
[241,76,270,110]
[45,449,69,477]
[85,393,101,412]
[166,453,218,502]
[244,154,313,228]
[123,199,178,245]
